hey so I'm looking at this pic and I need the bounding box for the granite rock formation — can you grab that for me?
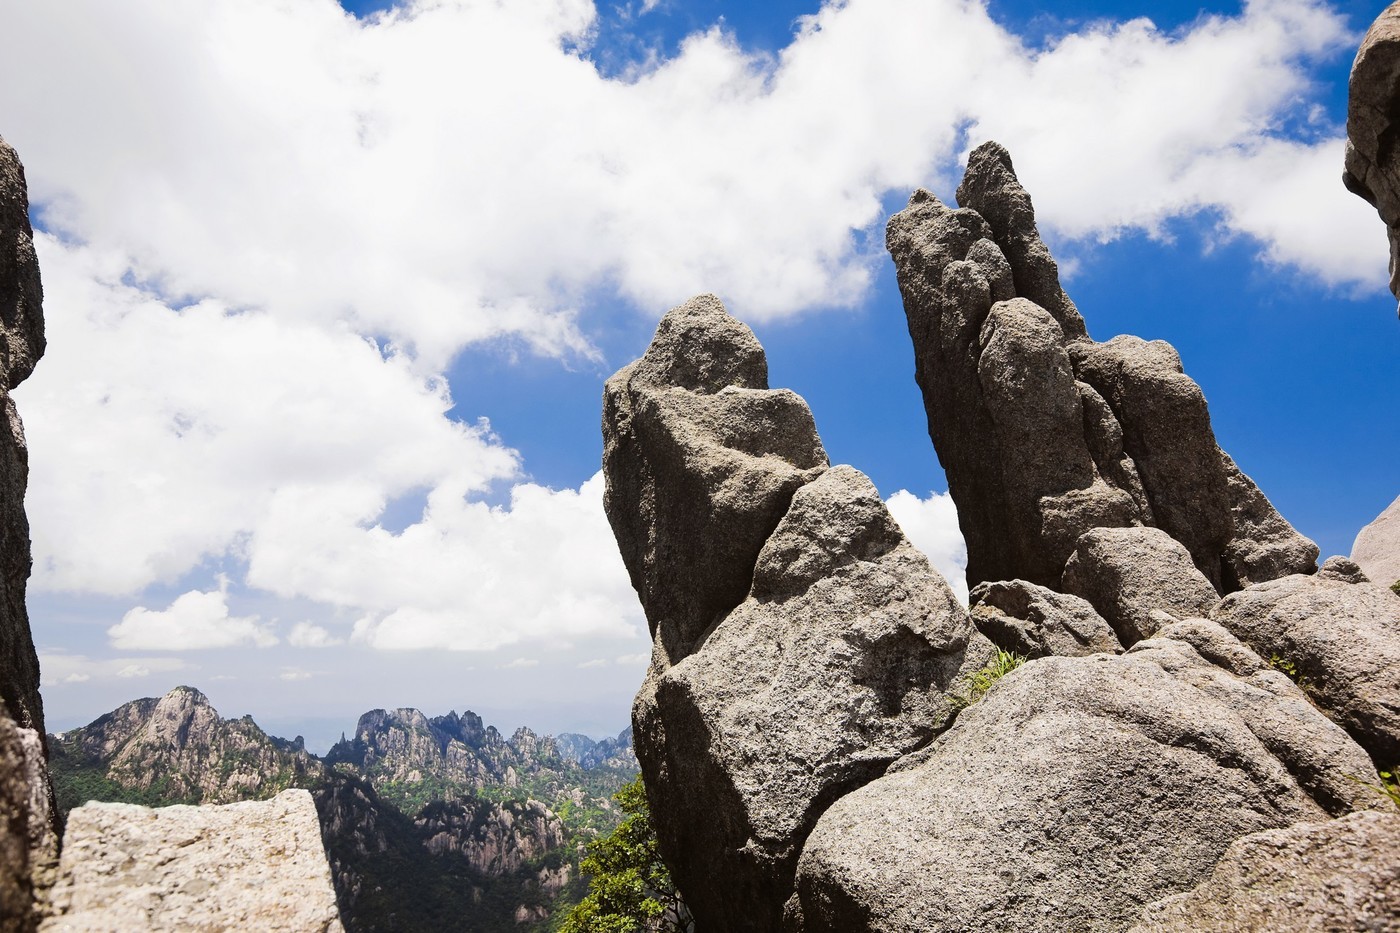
[0,136,51,933]
[886,141,1317,595]
[967,579,1119,658]
[1353,493,1400,588]
[603,299,994,931]
[1133,810,1400,932]
[1212,568,1400,767]
[1345,0,1400,308]
[41,790,344,932]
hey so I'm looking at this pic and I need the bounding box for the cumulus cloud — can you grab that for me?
[1,0,1384,664]
[288,623,344,649]
[885,489,968,604]
[108,579,279,650]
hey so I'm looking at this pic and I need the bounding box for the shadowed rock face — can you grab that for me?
[0,136,51,933]
[1345,1,1400,309]
[604,298,992,932]
[886,141,1317,597]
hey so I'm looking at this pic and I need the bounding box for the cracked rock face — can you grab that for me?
[886,140,1317,593]
[1345,1,1400,308]
[968,579,1120,659]
[604,299,991,932]
[789,626,1385,933]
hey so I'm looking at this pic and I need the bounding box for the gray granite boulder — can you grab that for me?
[886,141,1317,593]
[603,294,827,664]
[1345,1,1400,307]
[1,701,57,933]
[1213,572,1400,766]
[1133,811,1400,932]
[41,790,343,932]
[788,628,1384,933]
[1352,493,1400,589]
[969,579,1121,658]
[1061,526,1221,646]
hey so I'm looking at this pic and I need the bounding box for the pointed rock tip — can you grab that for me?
[634,293,768,393]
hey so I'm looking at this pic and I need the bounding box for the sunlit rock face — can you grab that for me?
[886,141,1316,599]
[0,135,52,933]
[603,297,992,931]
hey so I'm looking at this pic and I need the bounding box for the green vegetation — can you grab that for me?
[951,648,1027,710]
[1390,578,1400,597]
[558,776,690,933]
[1269,654,1313,693]
[1346,767,1400,810]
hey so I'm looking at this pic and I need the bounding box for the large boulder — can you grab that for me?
[1133,811,1400,932]
[1212,570,1400,766]
[886,141,1317,593]
[788,625,1385,933]
[1061,526,1221,646]
[0,702,57,933]
[41,790,343,932]
[968,578,1121,658]
[1352,493,1400,589]
[606,301,992,931]
[602,294,827,664]
[1344,1,1400,307]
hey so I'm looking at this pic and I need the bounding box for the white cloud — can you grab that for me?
[108,579,279,650]
[503,658,540,669]
[288,623,344,649]
[279,667,317,681]
[1,0,1385,667]
[578,658,608,668]
[886,489,968,605]
[39,652,190,685]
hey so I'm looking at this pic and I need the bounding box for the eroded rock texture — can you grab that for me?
[968,579,1119,659]
[0,136,51,933]
[604,298,992,932]
[790,626,1385,933]
[1133,811,1400,932]
[887,141,1317,596]
[1345,1,1400,307]
[1213,569,1400,767]
[41,790,343,932]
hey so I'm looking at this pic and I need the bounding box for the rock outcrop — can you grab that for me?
[789,625,1384,933]
[1353,493,1400,589]
[886,141,1317,594]
[41,790,344,932]
[1212,569,1400,767]
[1345,1,1400,309]
[968,579,1120,658]
[1133,810,1400,932]
[604,299,994,931]
[0,136,51,933]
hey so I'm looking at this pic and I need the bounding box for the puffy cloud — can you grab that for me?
[108,580,279,650]
[885,489,968,604]
[287,623,344,649]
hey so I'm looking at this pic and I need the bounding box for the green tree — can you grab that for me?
[558,775,691,933]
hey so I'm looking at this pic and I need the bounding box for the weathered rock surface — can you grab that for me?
[1133,811,1400,932]
[1,702,57,933]
[41,790,343,932]
[605,300,992,932]
[0,136,50,933]
[1353,493,1400,589]
[969,578,1121,658]
[1213,571,1400,766]
[603,294,828,664]
[1062,526,1221,646]
[789,627,1385,933]
[886,141,1316,592]
[1345,1,1400,306]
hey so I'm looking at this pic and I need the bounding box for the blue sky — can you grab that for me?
[0,0,1394,752]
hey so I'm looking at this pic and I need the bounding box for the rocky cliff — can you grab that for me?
[603,148,1400,932]
[1346,0,1400,311]
[0,135,53,933]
